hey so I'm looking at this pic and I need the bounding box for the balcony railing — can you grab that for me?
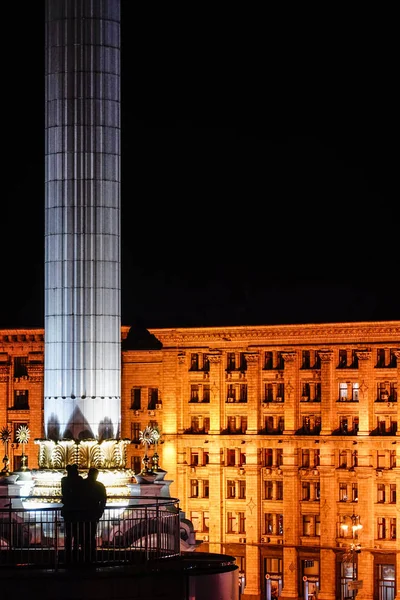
[0,496,181,570]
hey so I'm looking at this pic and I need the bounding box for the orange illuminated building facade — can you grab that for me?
[1,320,399,600]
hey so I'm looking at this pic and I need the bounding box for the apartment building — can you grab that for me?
[1,321,399,600]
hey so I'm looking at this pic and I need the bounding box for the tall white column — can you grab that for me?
[44,0,121,441]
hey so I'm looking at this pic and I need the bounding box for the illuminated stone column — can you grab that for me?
[355,350,373,435]
[244,352,260,434]
[319,350,335,435]
[44,0,121,441]
[208,354,222,434]
[281,352,297,435]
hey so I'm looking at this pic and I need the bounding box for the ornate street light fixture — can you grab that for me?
[341,509,362,597]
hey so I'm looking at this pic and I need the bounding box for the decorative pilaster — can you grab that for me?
[319,351,335,435]
[208,354,222,435]
[355,351,373,435]
[281,352,297,435]
[245,353,260,434]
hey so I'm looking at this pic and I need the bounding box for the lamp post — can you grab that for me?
[341,509,362,598]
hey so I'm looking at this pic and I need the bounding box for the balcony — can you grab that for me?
[0,495,181,570]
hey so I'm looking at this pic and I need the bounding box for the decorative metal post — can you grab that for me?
[152,428,161,471]
[341,507,362,598]
[139,426,156,474]
[16,425,31,471]
[1,427,12,476]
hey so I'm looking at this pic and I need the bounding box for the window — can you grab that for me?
[302,482,311,501]
[190,353,199,370]
[204,418,210,433]
[301,383,310,400]
[265,383,274,402]
[378,517,386,539]
[238,480,246,499]
[314,482,320,500]
[339,382,348,401]
[131,422,140,444]
[313,449,320,467]
[190,385,199,402]
[13,390,29,409]
[264,351,273,370]
[339,450,348,468]
[203,451,209,466]
[227,353,236,371]
[377,483,385,503]
[390,484,396,504]
[276,449,283,467]
[265,513,273,534]
[303,515,312,536]
[265,448,273,466]
[227,384,236,403]
[239,384,248,402]
[191,416,200,432]
[351,483,358,502]
[227,512,235,533]
[390,518,396,539]
[276,481,283,500]
[203,355,210,372]
[339,349,347,367]
[339,482,348,501]
[190,451,199,466]
[315,514,321,536]
[227,449,236,466]
[148,388,158,410]
[239,353,247,371]
[390,450,397,468]
[265,480,273,500]
[203,480,209,498]
[377,451,386,469]
[302,351,311,369]
[191,479,199,497]
[301,449,310,467]
[131,387,141,409]
[238,512,246,534]
[203,385,210,403]
[302,416,321,434]
[276,353,284,370]
[352,383,360,401]
[227,480,236,498]
[14,356,28,378]
[190,511,201,532]
[227,416,236,433]
[240,416,247,433]
[376,349,386,367]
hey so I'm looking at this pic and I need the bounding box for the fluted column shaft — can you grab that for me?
[44,0,121,441]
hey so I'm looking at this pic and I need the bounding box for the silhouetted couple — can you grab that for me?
[61,465,107,564]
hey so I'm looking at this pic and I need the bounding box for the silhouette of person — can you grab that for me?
[81,467,107,562]
[61,464,84,563]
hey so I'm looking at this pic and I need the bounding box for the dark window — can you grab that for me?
[131,387,141,410]
[264,352,273,370]
[148,388,158,409]
[190,354,199,370]
[227,353,236,371]
[14,356,28,378]
[302,351,311,369]
[13,390,29,409]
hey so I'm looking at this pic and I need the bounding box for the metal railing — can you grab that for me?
[0,496,181,570]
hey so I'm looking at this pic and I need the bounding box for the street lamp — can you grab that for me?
[341,509,362,597]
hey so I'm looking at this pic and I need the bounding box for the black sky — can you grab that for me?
[2,3,397,330]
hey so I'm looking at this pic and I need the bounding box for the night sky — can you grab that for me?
[2,3,397,330]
